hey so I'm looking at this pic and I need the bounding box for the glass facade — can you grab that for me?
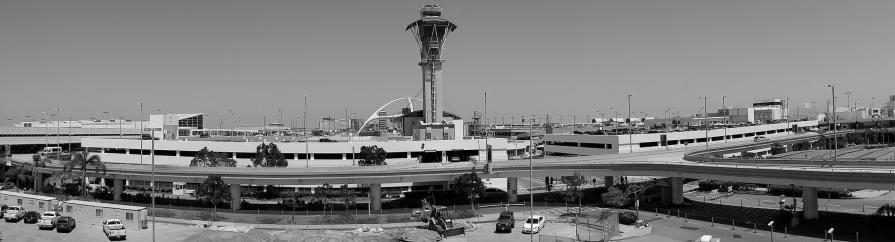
[178,115,203,129]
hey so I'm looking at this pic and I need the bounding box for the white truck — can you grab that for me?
[3,206,23,222]
[37,211,61,229]
[102,219,127,240]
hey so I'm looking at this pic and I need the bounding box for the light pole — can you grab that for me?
[828,84,838,163]
[304,95,310,167]
[699,97,709,160]
[627,94,633,153]
[768,221,775,242]
[722,96,728,142]
[118,116,124,137]
[150,125,157,242]
[140,102,144,165]
[55,106,60,146]
[528,116,534,242]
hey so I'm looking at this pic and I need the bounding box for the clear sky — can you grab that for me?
[2,0,894,127]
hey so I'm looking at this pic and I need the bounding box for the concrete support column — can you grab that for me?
[113,178,124,202]
[407,152,412,159]
[802,186,818,220]
[310,154,315,160]
[671,177,684,205]
[342,153,347,160]
[507,177,518,203]
[294,154,300,162]
[125,149,130,155]
[369,183,382,211]
[604,176,615,188]
[33,172,44,192]
[233,153,237,159]
[231,184,242,211]
[176,151,180,157]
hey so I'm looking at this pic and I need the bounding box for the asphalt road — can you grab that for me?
[0,218,203,242]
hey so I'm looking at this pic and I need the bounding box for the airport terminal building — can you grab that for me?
[546,120,819,156]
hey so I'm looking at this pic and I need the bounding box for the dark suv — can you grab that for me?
[22,211,41,223]
[495,211,515,232]
[55,216,76,232]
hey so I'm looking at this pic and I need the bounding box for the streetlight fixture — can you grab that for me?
[768,221,775,242]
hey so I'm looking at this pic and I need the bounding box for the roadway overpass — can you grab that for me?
[13,131,893,219]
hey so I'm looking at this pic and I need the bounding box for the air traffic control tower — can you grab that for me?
[406,4,458,124]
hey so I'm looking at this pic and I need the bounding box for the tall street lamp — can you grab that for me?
[304,95,310,167]
[699,97,709,160]
[528,116,535,242]
[627,94,633,153]
[828,85,838,163]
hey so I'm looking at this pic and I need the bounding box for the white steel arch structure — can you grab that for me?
[357,97,423,135]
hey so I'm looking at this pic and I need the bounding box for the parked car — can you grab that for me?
[521,215,545,234]
[3,206,24,222]
[22,211,41,224]
[54,216,76,233]
[102,219,127,240]
[754,136,768,142]
[495,211,515,232]
[37,211,61,229]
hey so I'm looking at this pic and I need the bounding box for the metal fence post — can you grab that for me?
[731,219,735,230]
[710,217,713,227]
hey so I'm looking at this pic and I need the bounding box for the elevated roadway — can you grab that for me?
[12,131,893,218]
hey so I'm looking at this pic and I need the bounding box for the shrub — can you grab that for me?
[618,211,638,225]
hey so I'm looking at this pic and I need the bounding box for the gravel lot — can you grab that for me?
[0,219,204,242]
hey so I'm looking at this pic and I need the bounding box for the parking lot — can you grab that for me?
[0,219,203,242]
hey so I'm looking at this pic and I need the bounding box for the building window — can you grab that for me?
[17,199,22,205]
[67,205,73,212]
[96,209,103,217]
[126,212,134,220]
[39,202,44,209]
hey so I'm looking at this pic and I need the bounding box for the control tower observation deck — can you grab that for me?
[405,4,458,124]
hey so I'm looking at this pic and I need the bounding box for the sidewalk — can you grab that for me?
[153,209,507,231]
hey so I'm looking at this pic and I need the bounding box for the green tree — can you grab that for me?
[197,175,231,223]
[453,171,486,210]
[875,203,895,217]
[62,151,106,197]
[358,145,387,166]
[770,142,786,155]
[313,183,334,211]
[251,143,288,167]
[189,147,237,167]
[601,186,628,207]
[3,164,34,190]
[560,175,586,212]
[339,184,357,210]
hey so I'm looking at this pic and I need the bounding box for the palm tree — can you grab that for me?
[62,151,106,197]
